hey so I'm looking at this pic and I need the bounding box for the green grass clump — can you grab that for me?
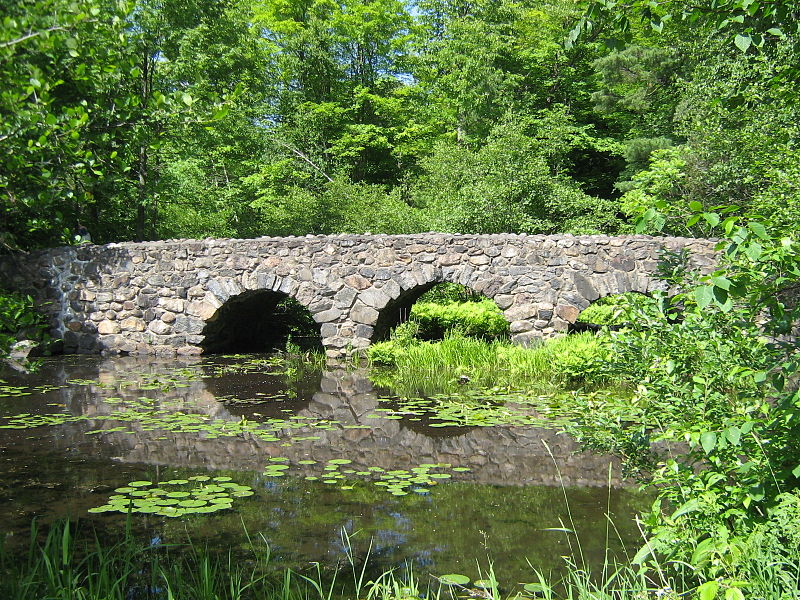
[368,332,609,397]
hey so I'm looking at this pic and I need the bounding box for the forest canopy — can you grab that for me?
[2,0,798,249]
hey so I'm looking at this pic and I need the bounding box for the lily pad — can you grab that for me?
[523,583,548,595]
[88,476,254,517]
[439,574,470,586]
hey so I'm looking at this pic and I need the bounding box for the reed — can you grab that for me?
[368,331,609,396]
[3,517,795,599]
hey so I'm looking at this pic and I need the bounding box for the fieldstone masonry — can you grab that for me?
[0,233,718,359]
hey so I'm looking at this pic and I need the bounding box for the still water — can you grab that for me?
[0,355,646,584]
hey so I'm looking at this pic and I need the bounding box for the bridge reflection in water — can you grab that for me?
[55,356,623,488]
[2,355,648,583]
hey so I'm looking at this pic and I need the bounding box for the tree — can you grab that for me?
[412,111,622,234]
[569,0,799,56]
[0,0,234,249]
[0,0,130,249]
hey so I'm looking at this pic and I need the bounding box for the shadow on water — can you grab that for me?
[0,355,650,585]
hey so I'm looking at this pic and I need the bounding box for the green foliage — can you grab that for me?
[413,112,623,235]
[569,0,799,56]
[368,331,610,395]
[0,0,243,248]
[0,289,49,357]
[566,205,800,588]
[592,46,685,137]
[418,283,483,304]
[576,292,645,325]
[409,300,509,341]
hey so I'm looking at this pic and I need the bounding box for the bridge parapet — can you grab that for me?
[0,233,718,359]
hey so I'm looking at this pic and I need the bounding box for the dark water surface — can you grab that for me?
[0,355,647,585]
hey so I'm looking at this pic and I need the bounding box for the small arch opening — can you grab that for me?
[569,291,654,334]
[201,290,322,354]
[373,282,509,343]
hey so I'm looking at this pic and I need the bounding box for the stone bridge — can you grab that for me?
[0,233,717,359]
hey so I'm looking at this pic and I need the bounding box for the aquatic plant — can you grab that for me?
[268,457,470,496]
[4,517,788,600]
[88,476,254,517]
[368,331,611,395]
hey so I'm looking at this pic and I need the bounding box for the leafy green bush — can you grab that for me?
[0,290,49,357]
[409,299,509,340]
[577,292,650,326]
[417,283,483,304]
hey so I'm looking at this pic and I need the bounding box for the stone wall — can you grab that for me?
[0,234,718,358]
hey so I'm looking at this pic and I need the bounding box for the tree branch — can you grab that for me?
[274,139,334,182]
[0,26,70,49]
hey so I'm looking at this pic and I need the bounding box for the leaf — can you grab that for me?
[181,93,193,106]
[700,431,717,454]
[712,285,730,309]
[744,242,762,260]
[689,200,703,211]
[725,426,741,445]
[631,543,653,565]
[734,33,752,52]
[711,276,731,290]
[698,580,719,600]
[635,208,656,233]
[695,286,713,309]
[439,574,470,586]
[725,588,745,600]
[671,498,700,519]
[791,464,800,478]
[748,221,769,240]
[703,212,720,227]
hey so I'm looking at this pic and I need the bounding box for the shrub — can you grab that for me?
[0,289,49,357]
[409,300,509,340]
[577,292,649,326]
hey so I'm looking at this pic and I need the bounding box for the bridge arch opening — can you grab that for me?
[373,282,510,342]
[568,291,654,334]
[201,290,322,354]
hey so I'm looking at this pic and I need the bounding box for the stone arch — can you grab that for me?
[199,273,326,354]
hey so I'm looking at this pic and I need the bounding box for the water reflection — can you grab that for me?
[0,355,646,585]
[38,357,623,488]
